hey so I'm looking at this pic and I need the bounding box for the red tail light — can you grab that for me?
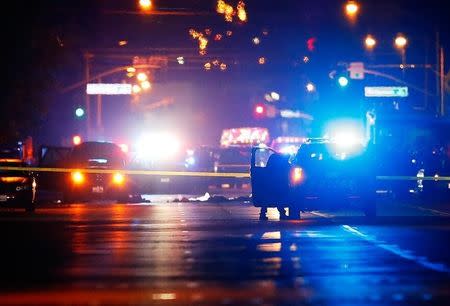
[291,167,304,185]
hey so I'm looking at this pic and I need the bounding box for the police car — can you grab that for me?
[64,141,138,203]
[251,136,377,220]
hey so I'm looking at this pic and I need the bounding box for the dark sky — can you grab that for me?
[2,0,449,145]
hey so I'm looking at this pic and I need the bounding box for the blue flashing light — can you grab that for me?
[338,76,349,87]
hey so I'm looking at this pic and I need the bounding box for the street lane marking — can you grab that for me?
[342,225,450,274]
[406,205,450,217]
[310,211,450,274]
[377,175,450,181]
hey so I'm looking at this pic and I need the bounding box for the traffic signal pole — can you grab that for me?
[84,52,92,140]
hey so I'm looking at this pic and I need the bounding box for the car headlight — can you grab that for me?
[71,171,84,184]
[113,173,125,185]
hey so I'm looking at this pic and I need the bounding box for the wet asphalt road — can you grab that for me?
[0,196,449,305]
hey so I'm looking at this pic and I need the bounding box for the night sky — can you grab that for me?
[2,0,449,146]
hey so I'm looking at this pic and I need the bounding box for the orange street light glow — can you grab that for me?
[237,1,247,22]
[395,35,408,48]
[365,35,376,49]
[345,1,359,16]
[139,0,152,11]
[73,135,82,146]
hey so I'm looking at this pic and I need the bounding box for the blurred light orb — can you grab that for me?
[177,56,185,65]
[252,37,260,45]
[258,57,266,64]
[137,72,148,82]
[365,35,376,49]
[345,1,359,16]
[395,35,407,48]
[270,92,280,101]
[75,108,85,117]
[139,0,152,11]
[132,84,141,94]
[141,80,151,90]
[306,83,315,92]
[338,76,349,87]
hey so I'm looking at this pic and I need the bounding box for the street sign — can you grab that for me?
[349,62,364,79]
[364,86,408,98]
[86,83,132,95]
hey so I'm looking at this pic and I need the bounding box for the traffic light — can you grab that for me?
[254,104,265,117]
[75,107,85,118]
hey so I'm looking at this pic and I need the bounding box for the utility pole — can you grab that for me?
[97,77,103,136]
[84,52,93,140]
[440,47,445,116]
[436,32,440,116]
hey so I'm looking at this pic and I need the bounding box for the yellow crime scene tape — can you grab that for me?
[1,166,450,181]
[0,166,251,178]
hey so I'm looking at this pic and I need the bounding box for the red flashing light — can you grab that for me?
[307,37,317,52]
[72,135,82,146]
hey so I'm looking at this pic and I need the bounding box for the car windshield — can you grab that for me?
[219,147,251,164]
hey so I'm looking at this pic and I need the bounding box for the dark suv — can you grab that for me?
[62,142,135,203]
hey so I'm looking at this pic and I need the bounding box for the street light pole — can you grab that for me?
[84,52,93,140]
[97,77,103,135]
[440,47,445,116]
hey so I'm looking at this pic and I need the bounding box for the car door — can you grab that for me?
[251,147,290,206]
[38,146,72,192]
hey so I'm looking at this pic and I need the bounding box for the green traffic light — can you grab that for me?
[75,107,85,118]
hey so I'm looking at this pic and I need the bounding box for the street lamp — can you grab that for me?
[364,35,376,50]
[345,1,359,18]
[394,34,408,68]
[306,82,315,92]
[138,0,152,12]
[394,35,408,49]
